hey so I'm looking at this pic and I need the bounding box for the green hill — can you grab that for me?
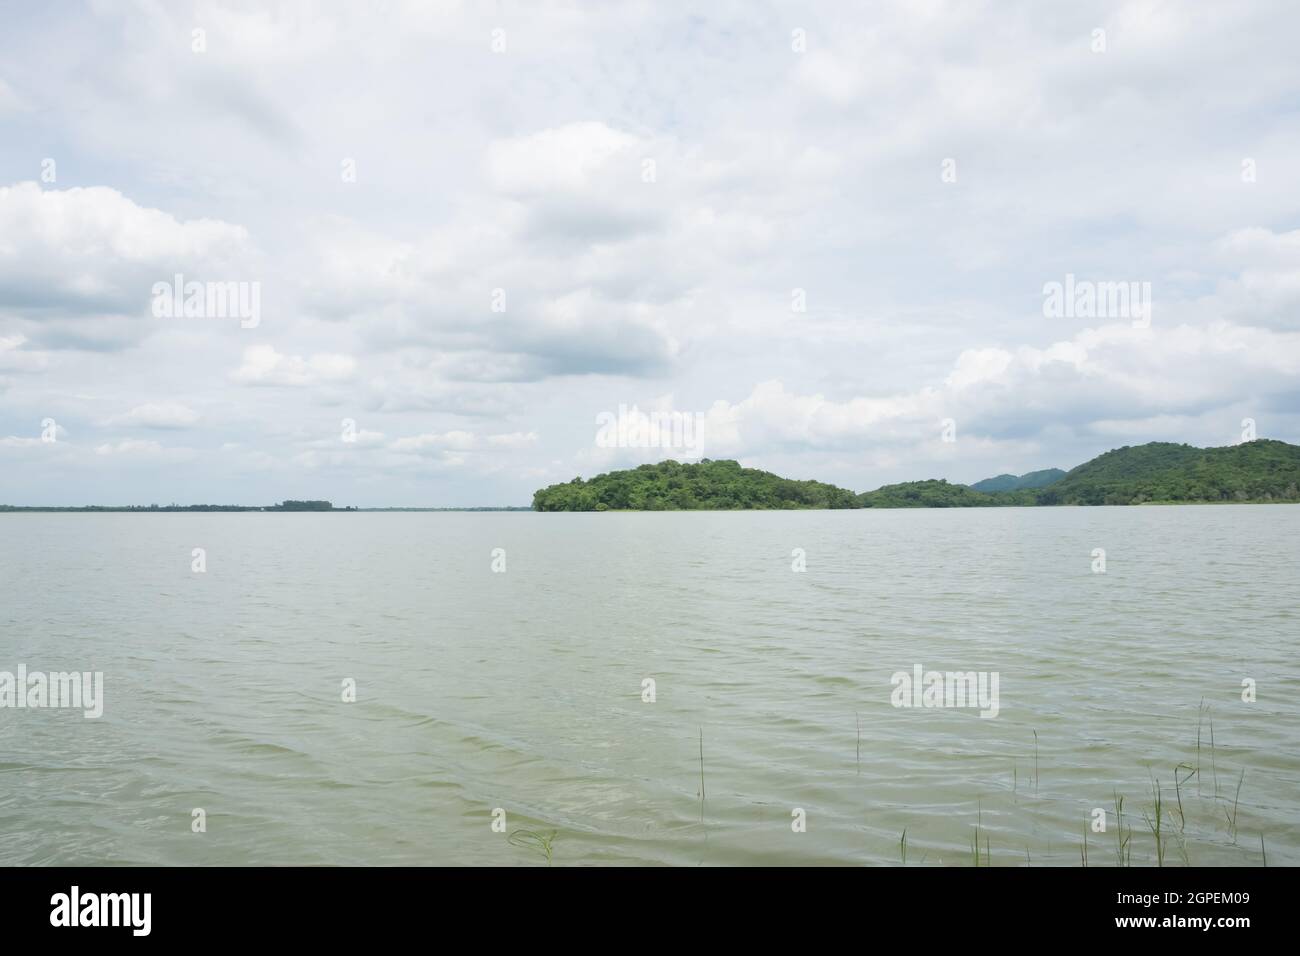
[531,440,1300,511]
[969,468,1065,493]
[531,459,860,511]
[856,479,1031,508]
[1037,439,1300,505]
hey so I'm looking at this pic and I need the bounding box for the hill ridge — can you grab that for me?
[532,440,1300,510]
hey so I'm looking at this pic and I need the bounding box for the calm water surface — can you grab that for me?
[1,507,1297,865]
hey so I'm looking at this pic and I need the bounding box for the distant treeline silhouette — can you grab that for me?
[1,500,346,513]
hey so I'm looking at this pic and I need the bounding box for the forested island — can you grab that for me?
[532,459,859,511]
[532,440,1300,511]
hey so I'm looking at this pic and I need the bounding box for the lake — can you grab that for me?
[1,507,1296,865]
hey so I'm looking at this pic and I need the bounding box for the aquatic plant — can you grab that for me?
[508,828,558,866]
[1225,769,1245,843]
[970,803,989,867]
[1143,779,1165,867]
[1113,792,1132,866]
[697,726,705,822]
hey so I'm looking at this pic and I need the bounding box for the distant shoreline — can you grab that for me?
[8,440,1299,513]
[0,505,531,513]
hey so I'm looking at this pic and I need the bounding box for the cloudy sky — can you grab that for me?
[2,1,1299,506]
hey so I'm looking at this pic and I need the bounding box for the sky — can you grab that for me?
[2,0,1299,506]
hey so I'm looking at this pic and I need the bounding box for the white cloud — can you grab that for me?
[390,430,478,453]
[96,439,164,456]
[1212,227,1300,329]
[109,402,200,429]
[0,77,28,114]
[487,122,640,196]
[232,345,356,387]
[626,319,1300,461]
[485,431,538,448]
[0,333,47,372]
[0,182,252,350]
[92,439,196,463]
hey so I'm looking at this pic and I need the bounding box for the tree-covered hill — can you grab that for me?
[969,468,1066,493]
[856,479,1032,508]
[531,459,860,511]
[530,441,1300,511]
[1037,439,1300,505]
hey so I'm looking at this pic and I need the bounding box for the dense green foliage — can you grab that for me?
[969,468,1066,493]
[531,459,860,511]
[1037,440,1300,505]
[863,441,1300,507]
[857,480,1034,508]
[531,441,1300,510]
